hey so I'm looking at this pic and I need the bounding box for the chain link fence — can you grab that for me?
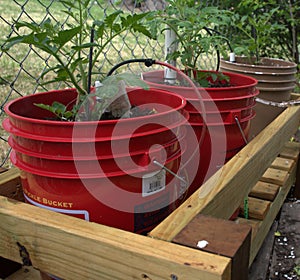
[0,0,221,168]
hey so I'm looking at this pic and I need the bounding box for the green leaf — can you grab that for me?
[60,0,76,9]
[40,65,61,80]
[104,10,123,27]
[63,110,75,119]
[52,101,67,115]
[83,0,91,9]
[15,21,40,32]
[53,26,81,48]
[102,73,149,90]
[34,101,76,121]
[1,36,27,51]
[69,57,86,73]
[71,42,98,51]
[40,18,54,32]
[34,103,57,114]
[210,73,218,82]
[132,25,155,39]
[294,264,300,276]
[1,32,57,54]
[56,68,70,80]
[94,22,105,40]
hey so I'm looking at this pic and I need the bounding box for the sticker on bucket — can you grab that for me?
[142,169,166,197]
[24,193,90,221]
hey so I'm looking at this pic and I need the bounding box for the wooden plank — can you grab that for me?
[173,215,252,280]
[249,181,280,201]
[290,93,300,100]
[235,218,260,242]
[270,157,295,171]
[282,141,300,152]
[279,146,299,160]
[240,197,271,220]
[295,156,300,199]
[0,257,22,279]
[260,168,289,186]
[248,221,278,280]
[248,162,297,265]
[0,196,231,280]
[0,167,22,201]
[0,170,23,280]
[283,142,300,199]
[150,103,300,242]
[0,167,8,173]
[5,267,41,280]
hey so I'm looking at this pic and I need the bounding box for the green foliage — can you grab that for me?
[230,0,288,63]
[34,73,149,121]
[96,73,149,100]
[195,71,230,87]
[265,0,300,63]
[294,264,300,276]
[80,73,149,121]
[34,101,80,121]
[1,0,155,121]
[151,0,232,70]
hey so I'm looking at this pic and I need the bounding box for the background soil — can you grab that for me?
[268,195,300,280]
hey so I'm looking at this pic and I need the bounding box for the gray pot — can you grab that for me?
[220,56,297,137]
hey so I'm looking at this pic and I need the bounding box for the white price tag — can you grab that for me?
[142,169,166,197]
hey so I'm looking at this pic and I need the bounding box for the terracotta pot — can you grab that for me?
[220,56,297,136]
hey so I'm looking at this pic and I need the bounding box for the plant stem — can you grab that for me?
[52,51,87,96]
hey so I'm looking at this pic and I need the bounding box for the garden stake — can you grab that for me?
[244,197,249,219]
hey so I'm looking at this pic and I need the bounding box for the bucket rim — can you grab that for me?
[186,88,259,102]
[3,110,188,142]
[220,56,298,70]
[187,102,255,116]
[9,132,185,161]
[142,69,258,91]
[4,87,187,126]
[188,111,255,126]
[11,148,184,179]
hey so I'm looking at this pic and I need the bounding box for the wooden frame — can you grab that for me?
[0,104,300,280]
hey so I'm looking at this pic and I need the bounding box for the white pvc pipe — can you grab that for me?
[164,27,177,84]
[229,52,236,62]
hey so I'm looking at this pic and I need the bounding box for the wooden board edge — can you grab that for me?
[248,163,297,265]
[149,104,300,241]
[0,195,231,280]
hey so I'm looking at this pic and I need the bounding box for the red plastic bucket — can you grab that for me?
[4,88,188,234]
[142,70,258,99]
[142,70,258,197]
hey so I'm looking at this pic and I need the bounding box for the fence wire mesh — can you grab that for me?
[0,0,221,167]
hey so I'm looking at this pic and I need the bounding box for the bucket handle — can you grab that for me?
[153,160,187,185]
[234,116,248,145]
[221,108,252,124]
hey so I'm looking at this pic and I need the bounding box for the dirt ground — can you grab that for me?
[268,196,300,280]
[249,185,300,280]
